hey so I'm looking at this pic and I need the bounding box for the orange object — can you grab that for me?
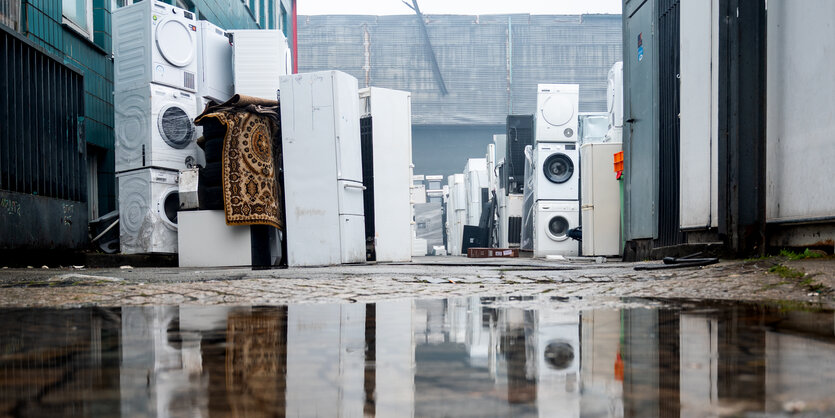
[614,151,624,179]
[613,151,624,172]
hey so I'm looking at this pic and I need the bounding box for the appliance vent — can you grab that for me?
[183,72,195,90]
[508,216,522,244]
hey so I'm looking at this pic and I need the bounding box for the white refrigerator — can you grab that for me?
[358,87,413,263]
[580,142,622,256]
[280,71,366,266]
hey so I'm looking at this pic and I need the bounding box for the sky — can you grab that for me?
[297,0,622,16]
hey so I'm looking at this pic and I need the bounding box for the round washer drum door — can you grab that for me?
[159,188,180,230]
[542,153,574,184]
[540,95,575,127]
[155,19,195,67]
[546,215,570,242]
[158,105,195,149]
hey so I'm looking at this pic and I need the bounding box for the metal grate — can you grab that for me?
[508,216,522,245]
[656,0,685,247]
[184,71,195,90]
[1,26,86,202]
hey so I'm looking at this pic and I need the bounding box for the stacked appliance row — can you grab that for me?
[113,0,291,257]
[532,84,581,257]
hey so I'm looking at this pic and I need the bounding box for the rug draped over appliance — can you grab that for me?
[195,94,283,230]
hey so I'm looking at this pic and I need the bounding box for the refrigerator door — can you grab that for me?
[339,214,366,263]
[338,179,365,216]
[332,71,363,182]
[581,207,595,256]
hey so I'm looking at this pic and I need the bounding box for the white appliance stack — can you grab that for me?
[113,0,205,254]
[580,61,624,256]
[279,70,366,266]
[532,84,581,257]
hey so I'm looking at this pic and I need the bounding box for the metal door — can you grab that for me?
[656,0,685,246]
[624,0,658,241]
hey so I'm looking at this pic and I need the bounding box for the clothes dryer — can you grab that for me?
[118,168,179,254]
[535,84,579,142]
[534,142,579,201]
[115,84,202,172]
[113,0,199,93]
[196,20,233,103]
[533,200,579,257]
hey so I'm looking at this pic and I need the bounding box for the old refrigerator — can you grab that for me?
[280,71,365,266]
[358,87,413,262]
[580,142,622,256]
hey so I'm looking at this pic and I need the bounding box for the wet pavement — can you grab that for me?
[0,257,833,307]
[1,297,834,417]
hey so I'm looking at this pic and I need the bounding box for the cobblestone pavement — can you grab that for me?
[0,256,833,308]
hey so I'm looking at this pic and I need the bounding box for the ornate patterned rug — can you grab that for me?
[195,95,283,230]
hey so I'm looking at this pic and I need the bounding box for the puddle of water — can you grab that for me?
[1,298,834,417]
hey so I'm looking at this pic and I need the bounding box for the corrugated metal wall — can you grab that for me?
[1,25,89,249]
[656,0,685,247]
[298,14,622,126]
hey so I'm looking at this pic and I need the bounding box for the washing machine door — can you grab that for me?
[157,104,195,149]
[155,17,196,68]
[540,94,576,131]
[158,187,180,230]
[546,213,570,242]
[542,153,575,184]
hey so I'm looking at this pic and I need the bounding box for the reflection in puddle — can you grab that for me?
[1,299,834,416]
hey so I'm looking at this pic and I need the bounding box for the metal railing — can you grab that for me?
[1,26,86,202]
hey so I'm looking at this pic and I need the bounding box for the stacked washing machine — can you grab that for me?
[112,1,223,254]
[532,84,581,257]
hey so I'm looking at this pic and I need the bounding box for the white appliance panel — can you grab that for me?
[360,87,413,262]
[338,180,366,216]
[339,214,366,263]
[118,168,179,254]
[535,84,579,142]
[113,0,198,93]
[333,72,363,182]
[231,30,289,100]
[196,20,233,103]
[581,143,622,256]
[115,84,200,173]
[607,62,624,129]
[533,200,579,257]
[178,210,252,267]
[535,142,579,201]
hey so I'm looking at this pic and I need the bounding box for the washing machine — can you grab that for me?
[118,168,180,254]
[535,142,579,201]
[533,200,579,257]
[535,309,581,416]
[196,20,233,103]
[113,0,199,93]
[115,83,203,173]
[535,84,579,142]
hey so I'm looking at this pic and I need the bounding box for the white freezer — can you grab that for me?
[280,71,365,266]
[580,142,622,256]
[359,87,414,262]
